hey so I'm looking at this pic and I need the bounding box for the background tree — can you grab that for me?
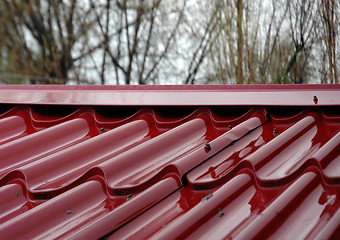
[318,0,338,84]
[0,0,338,85]
[0,0,96,84]
[284,0,317,84]
[200,0,337,85]
[89,0,189,85]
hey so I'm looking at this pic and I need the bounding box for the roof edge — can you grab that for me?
[0,84,339,91]
[0,85,339,106]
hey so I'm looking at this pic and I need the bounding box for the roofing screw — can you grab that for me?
[273,128,278,135]
[15,192,19,196]
[218,208,224,217]
[126,193,133,200]
[228,125,232,130]
[100,128,106,134]
[313,96,318,104]
[66,210,74,214]
[45,180,48,184]
[201,193,213,202]
[204,143,211,151]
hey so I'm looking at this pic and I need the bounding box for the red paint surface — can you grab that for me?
[0,86,339,239]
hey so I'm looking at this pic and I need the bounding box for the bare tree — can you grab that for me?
[203,0,237,84]
[184,1,219,85]
[235,0,244,84]
[203,0,263,84]
[284,0,317,83]
[88,0,190,85]
[1,0,337,85]
[257,0,289,84]
[0,0,96,84]
[199,0,339,85]
[319,0,338,84]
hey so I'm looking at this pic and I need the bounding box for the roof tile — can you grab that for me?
[0,86,339,239]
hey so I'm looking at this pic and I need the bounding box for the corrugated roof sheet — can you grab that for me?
[0,85,339,239]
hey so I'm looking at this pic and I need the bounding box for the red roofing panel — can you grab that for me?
[0,85,339,239]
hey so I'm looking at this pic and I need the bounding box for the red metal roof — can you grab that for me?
[0,85,339,239]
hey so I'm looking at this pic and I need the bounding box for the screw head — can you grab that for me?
[313,96,318,104]
[126,193,133,200]
[218,208,224,217]
[204,143,211,151]
[66,210,74,214]
[273,128,278,135]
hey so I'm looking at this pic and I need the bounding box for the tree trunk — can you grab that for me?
[236,0,244,84]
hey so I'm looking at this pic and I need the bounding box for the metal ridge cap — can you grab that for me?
[0,85,339,106]
[0,84,340,91]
